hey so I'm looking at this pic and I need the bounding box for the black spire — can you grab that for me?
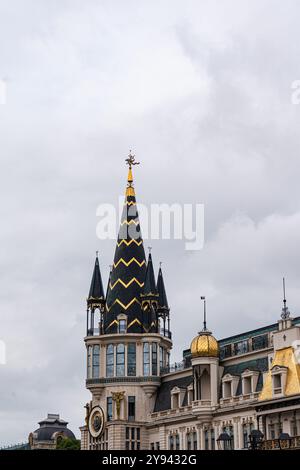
[88,253,105,301]
[105,154,147,333]
[157,265,169,311]
[143,250,158,296]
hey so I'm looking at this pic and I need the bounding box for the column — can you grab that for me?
[196,425,202,450]
[237,419,244,449]
[233,418,239,450]
[179,427,186,450]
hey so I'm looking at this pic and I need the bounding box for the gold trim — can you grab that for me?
[109,277,144,290]
[127,318,146,331]
[120,219,139,226]
[117,239,142,247]
[106,319,119,329]
[106,297,141,312]
[126,187,135,197]
[113,257,146,269]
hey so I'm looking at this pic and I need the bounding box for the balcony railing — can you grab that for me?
[220,333,271,360]
[160,358,191,375]
[261,436,300,450]
[87,327,172,338]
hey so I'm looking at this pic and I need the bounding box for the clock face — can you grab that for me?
[88,405,105,438]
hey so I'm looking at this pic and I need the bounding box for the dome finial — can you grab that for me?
[281,277,291,319]
[201,296,207,332]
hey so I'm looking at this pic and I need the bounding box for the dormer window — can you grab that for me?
[117,314,127,333]
[271,365,288,397]
[171,387,185,409]
[222,374,239,398]
[241,369,259,396]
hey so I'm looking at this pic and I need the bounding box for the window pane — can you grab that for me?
[119,319,126,333]
[116,343,125,376]
[127,343,136,376]
[92,345,100,378]
[106,344,114,377]
[107,397,112,421]
[87,346,92,379]
[152,343,157,376]
[143,343,150,376]
[128,396,135,422]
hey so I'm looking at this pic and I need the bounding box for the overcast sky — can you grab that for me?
[1,0,300,446]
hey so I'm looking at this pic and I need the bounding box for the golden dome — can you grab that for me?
[190,332,219,358]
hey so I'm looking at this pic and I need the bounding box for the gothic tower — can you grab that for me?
[81,156,172,450]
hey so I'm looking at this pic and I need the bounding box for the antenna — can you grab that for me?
[201,296,207,331]
[281,277,290,320]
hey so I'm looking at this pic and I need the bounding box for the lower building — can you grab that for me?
[28,413,76,450]
[80,159,300,450]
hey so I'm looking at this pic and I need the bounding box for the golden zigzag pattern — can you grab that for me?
[109,277,144,290]
[124,201,136,206]
[117,239,143,247]
[127,318,146,331]
[120,219,139,226]
[106,297,141,312]
[113,257,146,269]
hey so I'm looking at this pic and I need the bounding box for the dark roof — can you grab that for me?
[154,375,193,412]
[221,357,269,396]
[33,426,75,442]
[105,168,147,333]
[33,414,75,442]
[143,253,157,295]
[157,267,169,310]
[88,255,105,300]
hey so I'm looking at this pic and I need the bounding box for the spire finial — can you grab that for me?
[281,277,290,320]
[96,250,99,258]
[159,261,162,268]
[148,246,152,254]
[201,296,207,331]
[125,150,140,169]
[125,151,140,186]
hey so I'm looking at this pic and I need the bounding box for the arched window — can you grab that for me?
[106,344,114,377]
[143,343,150,376]
[116,344,125,376]
[92,345,100,378]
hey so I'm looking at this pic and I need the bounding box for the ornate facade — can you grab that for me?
[80,159,300,450]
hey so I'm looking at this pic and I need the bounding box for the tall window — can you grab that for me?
[116,344,125,376]
[187,433,192,450]
[128,396,135,422]
[175,433,180,450]
[126,427,140,450]
[107,397,113,421]
[92,345,100,378]
[159,346,164,370]
[119,319,126,333]
[211,429,215,450]
[106,344,114,377]
[127,343,136,376]
[143,342,150,376]
[152,343,158,376]
[193,432,197,450]
[169,435,174,450]
[87,345,92,379]
[204,430,209,450]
